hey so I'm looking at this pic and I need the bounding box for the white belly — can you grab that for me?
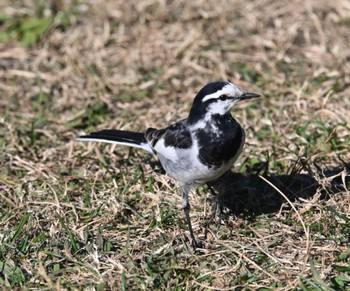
[157,140,241,186]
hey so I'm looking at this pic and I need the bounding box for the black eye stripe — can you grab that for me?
[202,94,231,104]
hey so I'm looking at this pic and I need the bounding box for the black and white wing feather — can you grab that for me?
[145,120,192,160]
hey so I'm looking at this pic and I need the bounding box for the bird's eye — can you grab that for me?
[219,95,228,100]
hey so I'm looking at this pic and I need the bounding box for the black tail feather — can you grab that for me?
[79,129,146,145]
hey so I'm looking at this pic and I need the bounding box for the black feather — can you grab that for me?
[145,120,192,149]
[195,116,244,167]
[79,129,146,145]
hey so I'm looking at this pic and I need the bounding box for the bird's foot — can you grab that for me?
[191,237,203,250]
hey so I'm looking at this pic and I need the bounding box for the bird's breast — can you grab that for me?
[194,117,245,168]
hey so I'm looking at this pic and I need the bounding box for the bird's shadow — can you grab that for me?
[206,161,350,220]
[144,156,349,222]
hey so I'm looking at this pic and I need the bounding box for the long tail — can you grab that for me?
[77,129,153,153]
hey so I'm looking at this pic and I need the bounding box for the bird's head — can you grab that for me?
[188,81,260,123]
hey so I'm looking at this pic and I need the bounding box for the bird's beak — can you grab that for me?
[238,92,261,100]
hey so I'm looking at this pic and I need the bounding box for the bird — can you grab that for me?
[77,81,260,248]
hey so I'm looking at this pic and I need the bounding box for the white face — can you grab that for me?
[202,83,243,115]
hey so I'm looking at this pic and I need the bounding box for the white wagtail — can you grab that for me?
[77,81,260,248]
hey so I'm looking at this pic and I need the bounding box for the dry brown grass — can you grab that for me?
[1,0,350,289]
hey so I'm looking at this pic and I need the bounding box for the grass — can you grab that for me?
[1,0,350,289]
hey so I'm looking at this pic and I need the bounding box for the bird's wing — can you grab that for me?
[146,120,192,160]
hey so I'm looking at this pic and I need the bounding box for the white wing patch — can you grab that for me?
[152,138,178,161]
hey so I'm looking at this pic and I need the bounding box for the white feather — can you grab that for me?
[152,138,178,161]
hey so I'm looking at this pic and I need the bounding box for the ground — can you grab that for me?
[1,0,350,290]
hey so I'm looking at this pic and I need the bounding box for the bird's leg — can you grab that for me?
[216,202,223,229]
[182,186,201,249]
[206,183,223,229]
